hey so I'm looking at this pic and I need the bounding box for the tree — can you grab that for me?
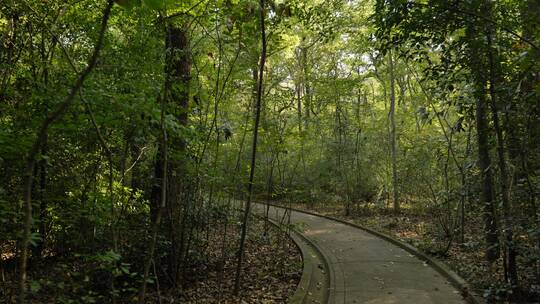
[234,0,267,295]
[17,1,114,301]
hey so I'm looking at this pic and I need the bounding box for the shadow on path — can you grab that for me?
[253,204,467,304]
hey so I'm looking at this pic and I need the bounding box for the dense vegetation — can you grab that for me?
[1,0,538,303]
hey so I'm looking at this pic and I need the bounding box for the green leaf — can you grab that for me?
[144,0,165,10]
[115,0,141,9]
[29,232,42,247]
[30,281,41,293]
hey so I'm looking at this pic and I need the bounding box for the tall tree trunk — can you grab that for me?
[301,45,311,125]
[34,136,47,258]
[466,1,499,264]
[334,94,351,216]
[474,72,499,264]
[461,126,472,244]
[388,49,399,213]
[139,89,169,304]
[150,148,164,224]
[263,153,275,236]
[150,22,191,286]
[519,0,540,286]
[234,0,267,295]
[296,68,303,133]
[486,29,519,288]
[32,28,51,260]
[164,24,191,285]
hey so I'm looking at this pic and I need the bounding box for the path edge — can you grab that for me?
[288,223,331,304]
[253,208,330,304]
[268,202,485,304]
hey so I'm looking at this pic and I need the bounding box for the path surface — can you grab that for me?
[253,204,467,304]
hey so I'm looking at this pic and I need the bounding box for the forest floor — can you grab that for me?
[0,214,302,303]
[279,201,539,303]
[177,214,302,303]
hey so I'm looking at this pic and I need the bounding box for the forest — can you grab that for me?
[0,0,539,303]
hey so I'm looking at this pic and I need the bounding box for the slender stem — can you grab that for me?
[233,0,267,296]
[139,92,168,303]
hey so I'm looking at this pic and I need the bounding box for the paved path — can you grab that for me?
[253,204,467,304]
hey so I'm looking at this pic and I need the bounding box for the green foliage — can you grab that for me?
[1,0,539,302]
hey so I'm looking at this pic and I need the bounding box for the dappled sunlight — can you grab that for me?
[304,228,335,237]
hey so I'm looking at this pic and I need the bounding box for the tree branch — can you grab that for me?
[18,2,114,303]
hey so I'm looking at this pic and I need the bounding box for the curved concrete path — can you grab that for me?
[253,204,467,304]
